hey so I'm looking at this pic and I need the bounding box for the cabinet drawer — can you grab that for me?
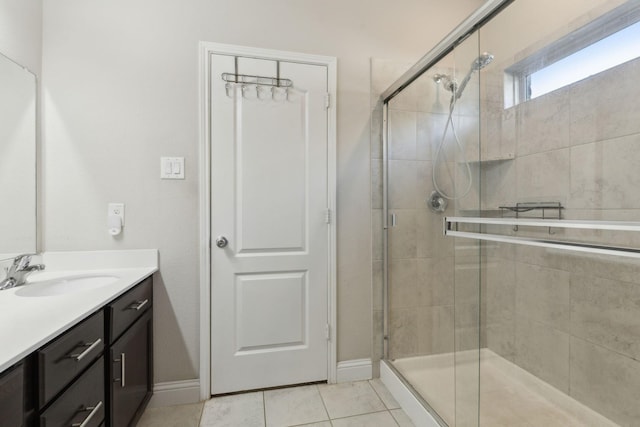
[38,310,104,407]
[0,363,24,427]
[108,277,152,343]
[40,358,104,427]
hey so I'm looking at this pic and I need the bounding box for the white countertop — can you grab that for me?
[0,249,158,373]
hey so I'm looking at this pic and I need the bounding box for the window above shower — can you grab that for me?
[504,1,640,108]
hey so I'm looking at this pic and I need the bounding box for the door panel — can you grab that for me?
[235,271,306,352]
[237,89,307,253]
[211,53,329,394]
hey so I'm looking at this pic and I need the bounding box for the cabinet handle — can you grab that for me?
[127,299,149,311]
[68,338,102,362]
[114,352,126,387]
[121,352,126,387]
[71,400,103,427]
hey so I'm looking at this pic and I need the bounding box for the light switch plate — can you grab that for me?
[160,157,185,179]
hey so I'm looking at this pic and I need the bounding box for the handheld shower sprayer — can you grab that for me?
[431,52,494,201]
[455,52,494,100]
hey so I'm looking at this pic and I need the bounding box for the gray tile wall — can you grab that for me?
[372,40,640,427]
[481,55,640,426]
[371,5,640,426]
[370,57,481,368]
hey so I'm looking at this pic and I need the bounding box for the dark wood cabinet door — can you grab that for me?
[0,363,24,427]
[109,309,152,427]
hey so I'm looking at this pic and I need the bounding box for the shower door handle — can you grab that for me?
[215,236,228,248]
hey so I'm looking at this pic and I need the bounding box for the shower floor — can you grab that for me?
[391,349,618,427]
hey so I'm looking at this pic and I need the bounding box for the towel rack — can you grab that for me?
[444,217,640,259]
[221,72,293,88]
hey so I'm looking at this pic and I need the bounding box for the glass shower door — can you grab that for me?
[472,1,640,425]
[384,31,482,427]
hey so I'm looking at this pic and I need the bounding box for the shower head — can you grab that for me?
[432,73,447,83]
[433,74,457,92]
[472,52,494,71]
[454,51,494,100]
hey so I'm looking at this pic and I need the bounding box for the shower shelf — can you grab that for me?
[457,202,563,224]
[466,154,515,165]
[498,202,563,231]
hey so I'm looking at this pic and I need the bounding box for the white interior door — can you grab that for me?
[210,53,330,394]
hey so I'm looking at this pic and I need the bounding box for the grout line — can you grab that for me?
[389,409,402,427]
[316,383,332,422]
[379,408,402,427]
[329,409,392,422]
[367,379,393,410]
[262,391,267,427]
[287,420,332,427]
[276,384,332,427]
[197,400,206,426]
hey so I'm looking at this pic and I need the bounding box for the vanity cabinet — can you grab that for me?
[40,358,104,427]
[109,310,153,427]
[36,310,105,427]
[0,363,25,427]
[107,276,153,427]
[0,275,153,427]
[38,311,104,407]
[108,278,152,342]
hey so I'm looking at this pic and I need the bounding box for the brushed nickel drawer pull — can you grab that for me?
[113,352,126,387]
[71,400,103,427]
[127,299,149,311]
[121,352,126,387]
[68,338,102,361]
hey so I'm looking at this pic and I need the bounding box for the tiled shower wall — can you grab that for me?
[372,31,640,427]
[480,54,640,426]
[370,58,481,373]
[371,1,640,425]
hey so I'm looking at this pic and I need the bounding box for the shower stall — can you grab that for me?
[375,0,640,426]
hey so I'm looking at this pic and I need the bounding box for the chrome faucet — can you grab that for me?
[0,254,45,290]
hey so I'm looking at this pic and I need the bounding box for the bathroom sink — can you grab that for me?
[15,274,119,297]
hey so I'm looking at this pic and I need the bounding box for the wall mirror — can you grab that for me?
[0,52,37,258]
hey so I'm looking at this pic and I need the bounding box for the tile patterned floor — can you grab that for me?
[138,380,415,427]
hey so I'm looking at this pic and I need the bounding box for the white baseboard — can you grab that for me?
[380,360,440,427]
[148,379,201,408]
[336,359,372,383]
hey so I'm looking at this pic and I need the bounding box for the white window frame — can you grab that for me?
[504,2,640,108]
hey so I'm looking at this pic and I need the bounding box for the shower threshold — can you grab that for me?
[383,349,618,427]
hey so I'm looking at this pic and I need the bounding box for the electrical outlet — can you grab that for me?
[108,203,125,225]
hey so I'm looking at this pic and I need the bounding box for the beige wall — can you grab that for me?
[0,0,42,74]
[40,0,483,384]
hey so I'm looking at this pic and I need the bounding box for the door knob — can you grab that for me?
[215,236,228,248]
